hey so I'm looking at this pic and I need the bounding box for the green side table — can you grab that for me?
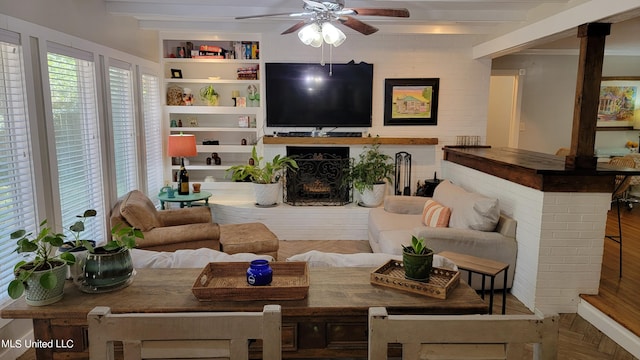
[157,191,212,210]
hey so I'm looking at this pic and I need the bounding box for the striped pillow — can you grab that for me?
[421,199,451,227]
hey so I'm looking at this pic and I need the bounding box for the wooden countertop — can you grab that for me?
[443,147,640,192]
[263,136,438,145]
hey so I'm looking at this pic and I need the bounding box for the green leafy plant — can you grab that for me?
[199,84,219,105]
[345,142,395,193]
[402,235,432,255]
[67,209,97,249]
[227,146,298,184]
[100,223,144,253]
[7,220,76,299]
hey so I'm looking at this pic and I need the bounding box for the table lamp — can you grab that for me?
[168,133,197,195]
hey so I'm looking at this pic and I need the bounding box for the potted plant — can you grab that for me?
[402,235,434,282]
[82,224,143,291]
[7,220,76,306]
[345,142,395,207]
[58,209,98,282]
[227,146,298,206]
[199,84,219,106]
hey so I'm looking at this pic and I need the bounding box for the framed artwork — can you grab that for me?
[384,78,439,126]
[597,77,640,128]
[171,68,182,79]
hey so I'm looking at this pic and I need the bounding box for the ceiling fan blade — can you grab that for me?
[349,8,410,18]
[281,20,309,35]
[236,12,303,20]
[339,16,378,35]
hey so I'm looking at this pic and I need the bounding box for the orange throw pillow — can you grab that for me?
[421,199,451,227]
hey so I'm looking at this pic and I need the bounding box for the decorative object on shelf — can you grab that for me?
[206,157,212,165]
[167,85,183,106]
[384,78,440,126]
[232,90,240,106]
[168,133,197,195]
[238,115,250,127]
[188,117,198,127]
[192,183,201,193]
[212,152,221,165]
[185,42,193,58]
[236,96,247,107]
[247,84,259,107]
[241,138,247,145]
[7,220,76,306]
[402,235,434,282]
[246,259,273,286]
[182,88,194,106]
[170,119,178,127]
[176,46,185,58]
[344,142,394,207]
[170,68,182,79]
[227,146,298,205]
[178,119,183,127]
[200,84,219,106]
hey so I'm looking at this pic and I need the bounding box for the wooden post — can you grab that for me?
[566,22,611,170]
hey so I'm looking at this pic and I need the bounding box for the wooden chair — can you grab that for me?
[88,305,281,360]
[368,307,559,360]
[606,156,637,277]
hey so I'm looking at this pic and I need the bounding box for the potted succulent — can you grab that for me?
[227,146,298,206]
[199,84,219,106]
[345,142,395,207]
[82,224,143,291]
[58,209,98,282]
[402,235,434,282]
[7,220,76,306]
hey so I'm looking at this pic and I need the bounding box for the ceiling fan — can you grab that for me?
[235,0,410,36]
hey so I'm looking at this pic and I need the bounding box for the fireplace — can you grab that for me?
[285,146,350,206]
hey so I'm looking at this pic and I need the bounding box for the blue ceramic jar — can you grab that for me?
[246,259,273,286]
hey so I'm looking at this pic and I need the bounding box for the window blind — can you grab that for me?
[47,48,105,242]
[0,31,37,305]
[109,63,138,197]
[141,73,163,205]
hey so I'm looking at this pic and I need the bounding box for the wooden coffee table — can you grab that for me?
[1,266,487,359]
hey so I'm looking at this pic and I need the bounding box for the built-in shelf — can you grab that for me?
[262,137,439,145]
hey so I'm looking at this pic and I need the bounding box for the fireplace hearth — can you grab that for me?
[285,146,350,206]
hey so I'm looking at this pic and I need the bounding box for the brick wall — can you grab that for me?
[442,161,610,313]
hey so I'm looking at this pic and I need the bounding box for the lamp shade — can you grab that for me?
[167,134,197,157]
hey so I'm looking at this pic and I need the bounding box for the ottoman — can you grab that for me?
[219,222,280,259]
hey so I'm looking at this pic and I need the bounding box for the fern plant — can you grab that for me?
[345,142,395,193]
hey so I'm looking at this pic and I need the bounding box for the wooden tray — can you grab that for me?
[192,262,309,301]
[370,260,460,299]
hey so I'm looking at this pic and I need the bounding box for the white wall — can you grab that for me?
[261,33,492,184]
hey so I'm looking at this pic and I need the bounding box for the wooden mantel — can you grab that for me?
[443,147,640,193]
[263,136,438,145]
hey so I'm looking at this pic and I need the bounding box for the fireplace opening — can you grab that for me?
[285,146,350,206]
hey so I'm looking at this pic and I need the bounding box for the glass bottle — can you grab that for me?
[177,159,189,195]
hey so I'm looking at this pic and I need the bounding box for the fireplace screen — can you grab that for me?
[285,146,351,206]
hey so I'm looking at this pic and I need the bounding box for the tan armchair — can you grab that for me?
[110,190,220,251]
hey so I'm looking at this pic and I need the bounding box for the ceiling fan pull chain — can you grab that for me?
[320,41,325,66]
[329,44,333,76]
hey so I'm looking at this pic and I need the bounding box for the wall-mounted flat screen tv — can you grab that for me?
[265,62,373,128]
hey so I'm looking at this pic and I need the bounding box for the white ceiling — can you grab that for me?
[104,0,640,57]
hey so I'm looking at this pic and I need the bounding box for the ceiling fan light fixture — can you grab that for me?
[298,23,322,45]
[321,22,345,46]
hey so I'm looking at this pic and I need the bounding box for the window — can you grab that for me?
[47,43,105,242]
[0,30,36,305]
[109,61,138,198]
[141,73,163,204]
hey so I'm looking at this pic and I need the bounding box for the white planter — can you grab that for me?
[253,183,281,206]
[358,183,386,207]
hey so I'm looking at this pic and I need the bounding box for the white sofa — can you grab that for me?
[368,180,517,290]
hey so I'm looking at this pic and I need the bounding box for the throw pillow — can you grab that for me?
[433,180,500,231]
[119,190,162,231]
[421,199,451,227]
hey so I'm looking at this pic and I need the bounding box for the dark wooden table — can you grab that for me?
[1,267,488,359]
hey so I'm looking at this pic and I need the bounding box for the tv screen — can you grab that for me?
[265,62,373,128]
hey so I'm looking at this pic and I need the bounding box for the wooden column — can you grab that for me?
[566,23,611,170]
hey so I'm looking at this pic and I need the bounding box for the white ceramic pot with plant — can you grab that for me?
[345,142,395,207]
[7,220,76,306]
[57,209,97,283]
[227,147,298,206]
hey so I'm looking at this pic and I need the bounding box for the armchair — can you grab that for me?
[110,190,220,251]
